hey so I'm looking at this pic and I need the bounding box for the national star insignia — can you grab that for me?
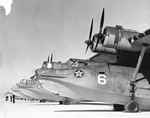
[37,84,42,89]
[74,70,84,78]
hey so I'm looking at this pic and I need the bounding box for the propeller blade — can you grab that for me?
[89,18,93,41]
[50,53,53,63]
[47,55,50,63]
[95,8,105,50]
[85,45,89,54]
[95,38,100,50]
[99,8,104,33]
[85,18,94,54]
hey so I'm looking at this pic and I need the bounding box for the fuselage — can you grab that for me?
[18,79,67,102]
[36,63,150,110]
[11,89,33,100]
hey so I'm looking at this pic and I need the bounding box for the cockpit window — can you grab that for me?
[42,61,47,68]
[71,61,79,67]
[33,77,38,81]
[14,84,19,88]
[65,58,87,67]
[21,79,27,84]
[26,80,35,86]
[65,58,78,66]
[30,75,39,82]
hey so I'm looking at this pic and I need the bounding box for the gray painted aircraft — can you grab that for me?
[35,8,150,112]
[35,56,96,104]
[10,85,33,101]
[18,78,78,104]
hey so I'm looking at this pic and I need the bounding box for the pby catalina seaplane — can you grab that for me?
[35,8,150,112]
[35,56,97,104]
[18,78,75,103]
[9,84,33,101]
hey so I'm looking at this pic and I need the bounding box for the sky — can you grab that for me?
[0,0,150,95]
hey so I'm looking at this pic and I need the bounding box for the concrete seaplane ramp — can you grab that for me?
[1,97,150,118]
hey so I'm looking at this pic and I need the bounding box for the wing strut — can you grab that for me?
[132,44,147,81]
[130,43,148,100]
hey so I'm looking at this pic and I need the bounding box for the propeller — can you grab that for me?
[47,53,53,63]
[85,18,94,54]
[85,8,105,53]
[95,8,105,49]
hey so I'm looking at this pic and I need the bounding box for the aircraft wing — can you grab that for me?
[129,29,150,51]
[88,29,150,66]
[89,53,117,63]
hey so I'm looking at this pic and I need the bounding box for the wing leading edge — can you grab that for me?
[129,29,150,47]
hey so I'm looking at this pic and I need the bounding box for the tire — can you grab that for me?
[113,104,124,111]
[40,99,46,103]
[63,99,70,105]
[59,101,63,105]
[125,100,140,112]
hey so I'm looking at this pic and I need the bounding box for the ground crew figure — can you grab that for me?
[10,96,12,102]
[5,96,8,101]
[12,94,15,103]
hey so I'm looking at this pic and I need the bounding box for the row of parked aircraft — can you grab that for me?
[5,8,150,112]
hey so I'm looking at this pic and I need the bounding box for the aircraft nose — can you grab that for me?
[35,69,41,77]
[35,68,47,78]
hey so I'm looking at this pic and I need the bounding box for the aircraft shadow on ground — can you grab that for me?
[30,102,111,106]
[55,110,150,113]
[75,102,111,106]
[55,110,114,112]
[30,102,59,106]
[29,102,150,112]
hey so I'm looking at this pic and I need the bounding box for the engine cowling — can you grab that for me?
[91,42,117,54]
[90,34,117,54]
[102,26,142,51]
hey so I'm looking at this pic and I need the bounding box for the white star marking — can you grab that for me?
[74,70,84,78]
[37,84,42,89]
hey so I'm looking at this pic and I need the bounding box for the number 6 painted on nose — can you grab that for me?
[98,74,107,85]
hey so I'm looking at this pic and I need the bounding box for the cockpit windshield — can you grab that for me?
[26,80,35,86]
[65,58,87,67]
[42,61,47,68]
[30,75,39,81]
[21,79,27,84]
[13,84,19,89]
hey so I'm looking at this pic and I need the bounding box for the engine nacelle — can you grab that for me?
[103,26,142,51]
[90,37,117,54]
